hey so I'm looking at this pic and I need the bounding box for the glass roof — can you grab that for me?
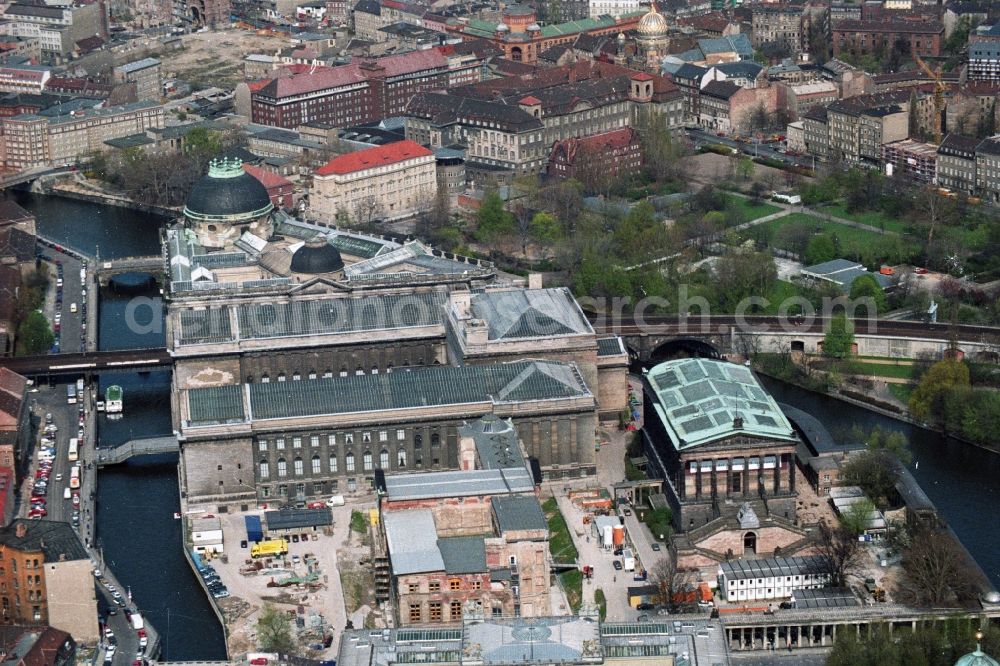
[645,358,796,450]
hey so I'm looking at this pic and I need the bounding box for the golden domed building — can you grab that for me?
[635,1,669,65]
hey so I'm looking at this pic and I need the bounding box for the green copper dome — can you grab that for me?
[955,642,999,666]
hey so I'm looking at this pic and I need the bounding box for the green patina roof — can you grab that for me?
[645,358,796,450]
[540,15,616,37]
[185,360,590,425]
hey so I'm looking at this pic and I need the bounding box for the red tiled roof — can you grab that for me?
[260,50,446,99]
[0,368,26,398]
[519,95,541,105]
[244,164,293,189]
[315,140,433,176]
[631,72,654,81]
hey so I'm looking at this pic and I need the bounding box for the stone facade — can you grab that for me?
[751,4,803,54]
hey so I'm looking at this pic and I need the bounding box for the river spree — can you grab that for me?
[762,377,1000,588]
[13,192,227,659]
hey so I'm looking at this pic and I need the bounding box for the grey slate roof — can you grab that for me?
[185,360,591,425]
[0,519,89,562]
[438,536,487,573]
[384,509,444,575]
[720,555,829,581]
[384,466,535,500]
[596,337,626,357]
[470,287,593,340]
[492,495,547,534]
[265,507,333,530]
[791,587,859,609]
[801,258,861,275]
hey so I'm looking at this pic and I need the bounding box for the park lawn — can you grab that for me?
[762,213,919,261]
[561,569,584,613]
[543,497,579,563]
[725,193,780,221]
[843,361,917,380]
[888,383,913,405]
[817,202,908,234]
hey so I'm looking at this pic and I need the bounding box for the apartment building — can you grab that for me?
[250,50,450,129]
[311,140,436,222]
[1,2,104,62]
[936,133,979,195]
[975,138,1000,204]
[817,91,929,165]
[1,101,164,170]
[0,369,30,480]
[969,23,1000,82]
[113,58,162,102]
[548,127,642,182]
[0,520,99,643]
[0,66,50,95]
[588,0,640,20]
[751,4,803,54]
[698,80,780,135]
[406,61,682,182]
[832,18,944,58]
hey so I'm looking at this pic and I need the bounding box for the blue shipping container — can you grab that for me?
[245,515,263,543]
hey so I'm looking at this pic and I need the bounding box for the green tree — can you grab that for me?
[475,191,515,242]
[736,156,755,180]
[823,314,854,358]
[804,234,836,265]
[257,603,295,652]
[840,497,875,536]
[842,450,899,509]
[16,310,54,355]
[908,359,970,421]
[529,211,562,246]
[849,274,887,313]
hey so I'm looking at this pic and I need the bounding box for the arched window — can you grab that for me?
[259,460,270,479]
[340,367,348,377]
[363,451,373,471]
[323,369,333,378]
[277,458,287,478]
[345,452,355,472]
[379,450,389,469]
[246,375,254,384]
[308,370,317,379]
[261,374,270,384]
[387,362,394,373]
[292,372,301,381]
[278,373,286,382]
[355,366,365,376]
[431,433,441,447]
[312,455,321,474]
[329,455,338,473]
[397,450,407,468]
[372,366,379,375]
[414,434,423,448]
[293,457,304,476]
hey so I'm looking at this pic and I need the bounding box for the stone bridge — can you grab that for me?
[96,255,165,284]
[591,315,1000,364]
[95,435,179,467]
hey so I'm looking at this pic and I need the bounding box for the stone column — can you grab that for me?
[695,460,703,500]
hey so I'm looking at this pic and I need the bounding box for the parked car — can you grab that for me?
[651,543,661,552]
[613,560,623,571]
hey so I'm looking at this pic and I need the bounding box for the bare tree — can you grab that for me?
[815,520,864,587]
[900,525,979,607]
[353,195,383,229]
[649,548,678,609]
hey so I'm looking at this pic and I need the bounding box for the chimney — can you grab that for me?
[15,522,26,538]
[451,289,471,318]
[527,273,543,289]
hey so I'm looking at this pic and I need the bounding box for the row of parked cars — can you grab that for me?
[197,564,230,599]
[29,415,61,518]
[45,256,87,353]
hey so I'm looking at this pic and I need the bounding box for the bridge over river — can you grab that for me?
[96,435,180,467]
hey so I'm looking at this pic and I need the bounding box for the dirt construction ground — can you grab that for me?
[163,29,288,88]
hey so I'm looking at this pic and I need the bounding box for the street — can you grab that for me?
[684,127,816,170]
[36,238,91,354]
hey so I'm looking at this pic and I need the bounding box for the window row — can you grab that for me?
[258,431,442,450]
[259,449,411,478]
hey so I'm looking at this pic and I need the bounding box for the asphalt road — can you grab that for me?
[684,128,816,170]
[38,241,89,354]
[24,384,82,525]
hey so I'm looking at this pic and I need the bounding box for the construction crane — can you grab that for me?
[914,54,946,144]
